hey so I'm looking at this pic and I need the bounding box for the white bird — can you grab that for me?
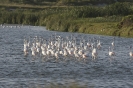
[111,37,115,47]
[109,46,115,57]
[24,45,28,56]
[55,51,59,60]
[78,49,83,56]
[82,51,89,62]
[92,48,98,60]
[31,43,36,57]
[129,46,133,58]
[129,52,133,57]
[41,45,46,56]
[23,39,29,56]
[111,41,114,47]
[42,49,46,56]
[36,46,40,54]
[97,39,101,49]
[63,49,68,57]
[73,49,80,60]
[87,39,91,48]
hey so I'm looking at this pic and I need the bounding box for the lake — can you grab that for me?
[0,25,133,88]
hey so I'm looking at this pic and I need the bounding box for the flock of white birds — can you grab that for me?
[1,24,133,61]
[23,33,124,62]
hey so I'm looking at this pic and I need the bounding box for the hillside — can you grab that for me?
[0,1,133,37]
[0,0,133,6]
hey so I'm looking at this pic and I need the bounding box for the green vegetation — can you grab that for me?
[0,0,133,6]
[0,1,133,37]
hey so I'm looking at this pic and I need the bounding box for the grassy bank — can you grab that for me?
[43,2,133,38]
[46,16,133,37]
[44,12,133,37]
[0,2,133,37]
[47,18,133,38]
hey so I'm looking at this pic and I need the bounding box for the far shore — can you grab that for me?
[0,24,30,26]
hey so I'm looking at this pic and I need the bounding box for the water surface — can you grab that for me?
[0,25,133,88]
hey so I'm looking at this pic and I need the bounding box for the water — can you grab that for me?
[0,25,133,88]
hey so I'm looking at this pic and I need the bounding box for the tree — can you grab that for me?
[105,2,131,16]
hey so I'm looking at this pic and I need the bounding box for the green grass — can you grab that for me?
[44,14,133,38]
[0,2,133,38]
[0,3,69,9]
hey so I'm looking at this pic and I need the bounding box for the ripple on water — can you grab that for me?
[0,25,133,87]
